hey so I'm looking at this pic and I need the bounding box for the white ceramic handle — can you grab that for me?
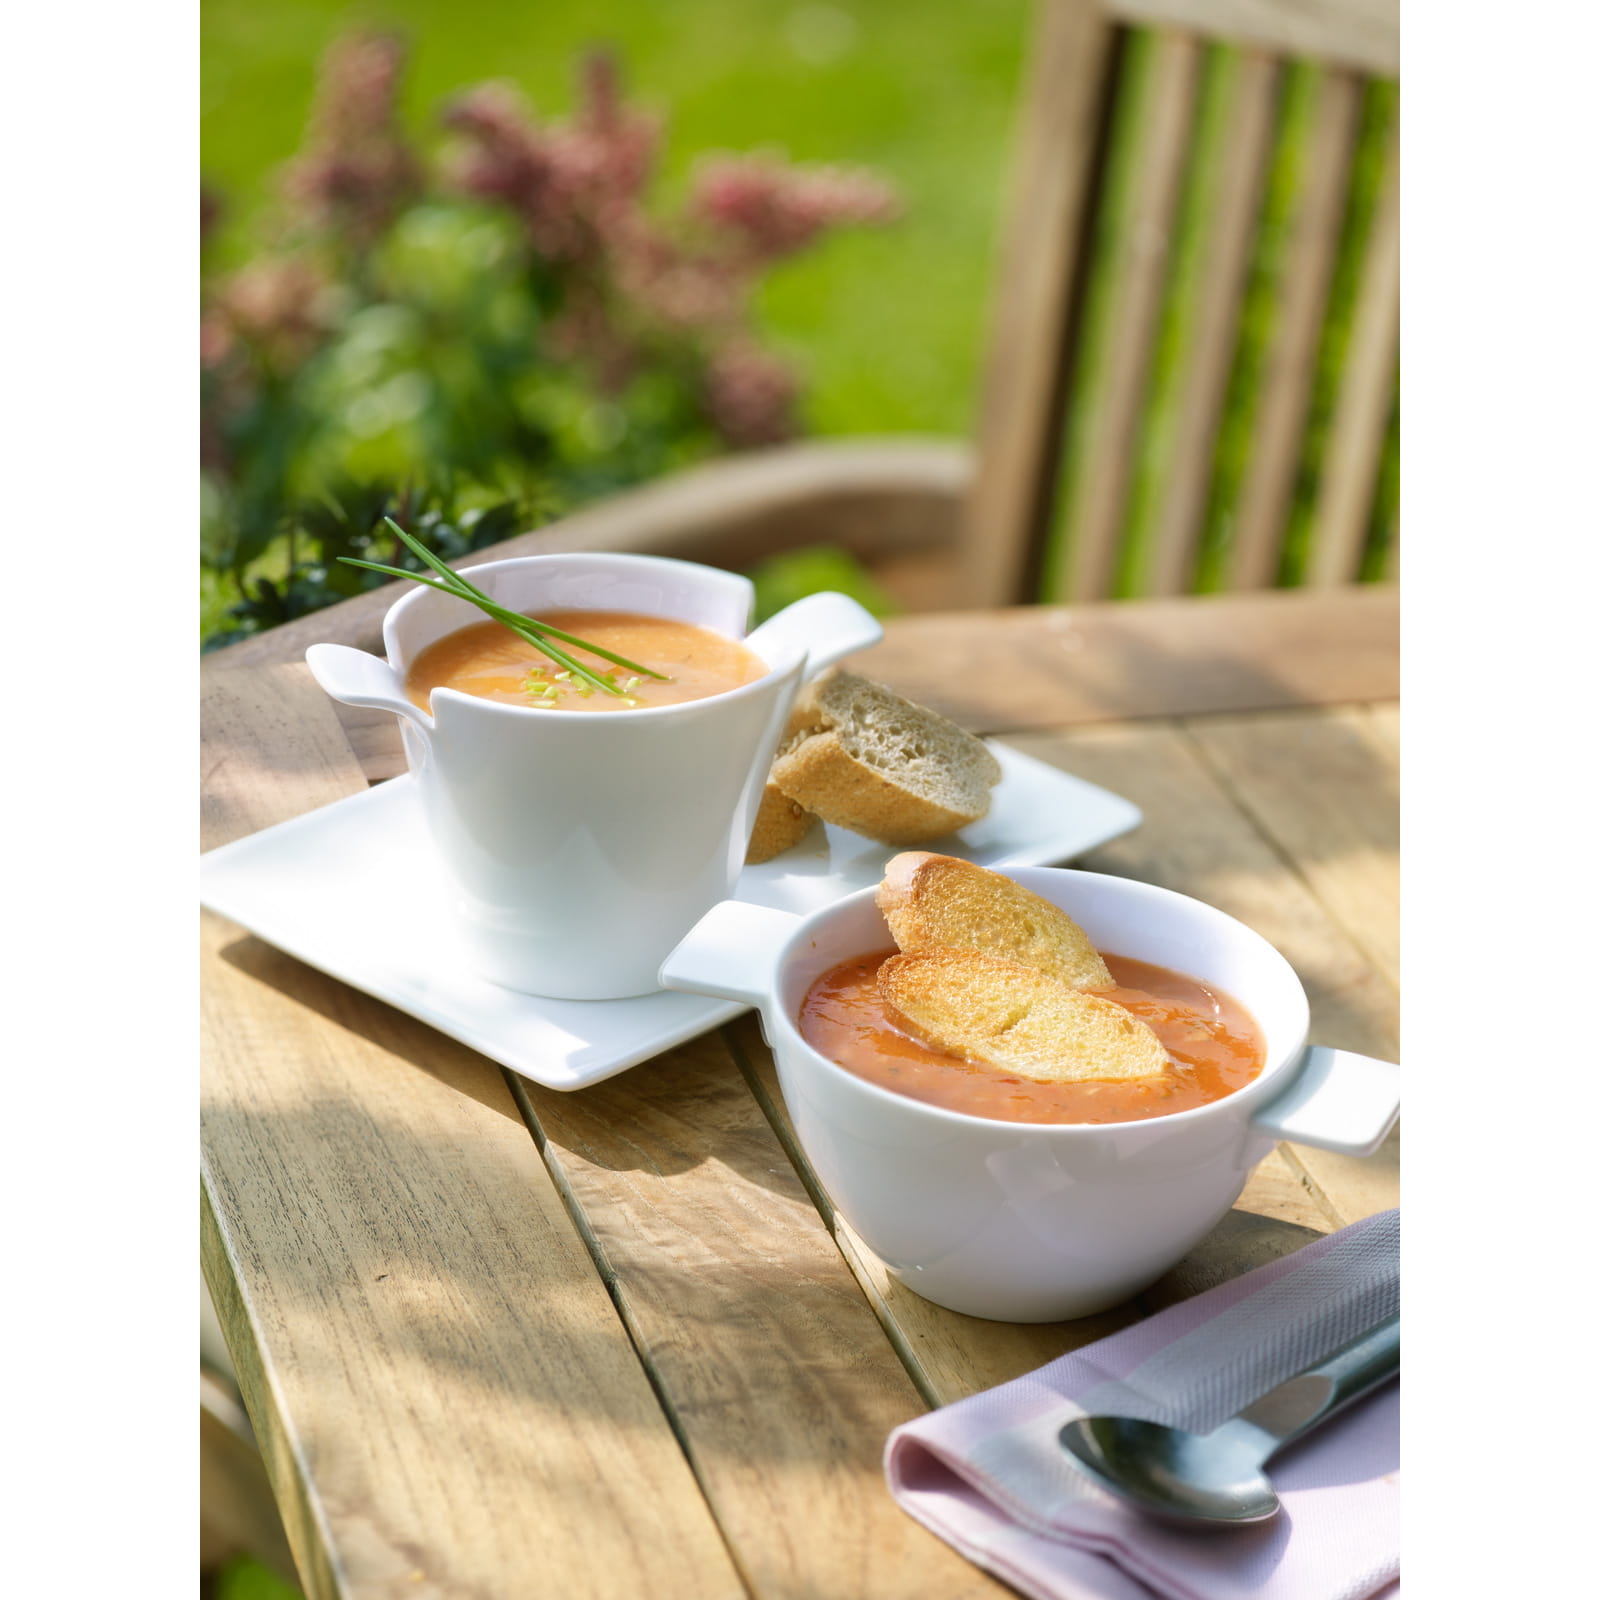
[657,900,804,1006]
[305,642,434,735]
[1251,1046,1400,1157]
[743,591,884,676]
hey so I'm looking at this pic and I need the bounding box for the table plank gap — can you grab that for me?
[1178,705,1399,990]
[508,1031,1007,1598]
[500,1069,749,1507]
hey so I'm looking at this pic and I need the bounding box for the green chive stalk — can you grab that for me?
[340,519,669,701]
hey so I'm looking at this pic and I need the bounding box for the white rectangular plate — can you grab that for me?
[199,742,1140,1090]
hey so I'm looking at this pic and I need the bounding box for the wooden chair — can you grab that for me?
[964,0,1399,608]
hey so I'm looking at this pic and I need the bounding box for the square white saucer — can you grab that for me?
[199,742,1140,1090]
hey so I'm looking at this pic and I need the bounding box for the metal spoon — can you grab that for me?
[1058,1312,1399,1527]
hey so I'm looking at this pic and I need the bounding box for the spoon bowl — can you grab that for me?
[1059,1415,1284,1526]
[1058,1312,1399,1529]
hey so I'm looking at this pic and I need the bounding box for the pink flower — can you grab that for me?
[442,82,588,260]
[566,49,661,211]
[442,51,662,265]
[701,340,801,447]
[690,154,899,264]
[201,184,223,245]
[282,30,420,249]
[215,257,334,374]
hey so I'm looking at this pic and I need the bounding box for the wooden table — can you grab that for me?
[201,583,1398,1599]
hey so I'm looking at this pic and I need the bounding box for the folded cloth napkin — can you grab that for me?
[885,1209,1399,1600]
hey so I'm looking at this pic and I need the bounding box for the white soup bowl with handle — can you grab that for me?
[659,867,1399,1322]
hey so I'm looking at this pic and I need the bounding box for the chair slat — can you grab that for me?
[1228,67,1364,588]
[1146,51,1281,594]
[961,0,1117,607]
[1367,389,1399,580]
[1062,30,1205,601]
[1307,115,1399,586]
[1103,0,1397,77]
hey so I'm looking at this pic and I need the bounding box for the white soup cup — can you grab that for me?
[305,553,882,1001]
[659,867,1399,1322]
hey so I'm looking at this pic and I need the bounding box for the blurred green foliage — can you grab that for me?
[201,15,940,646]
[201,0,1029,436]
[212,1555,302,1600]
[747,541,898,624]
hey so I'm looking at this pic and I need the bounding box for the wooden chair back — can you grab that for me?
[960,0,1399,608]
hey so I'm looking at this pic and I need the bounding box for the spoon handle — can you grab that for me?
[1234,1312,1400,1459]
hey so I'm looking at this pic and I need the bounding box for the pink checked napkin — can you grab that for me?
[886,1209,1399,1600]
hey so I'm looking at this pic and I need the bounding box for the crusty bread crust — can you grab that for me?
[744,703,822,863]
[878,948,1167,1084]
[768,669,999,845]
[771,731,981,845]
[745,782,814,863]
[877,853,1114,990]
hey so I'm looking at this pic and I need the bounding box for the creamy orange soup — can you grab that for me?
[404,609,766,712]
[799,951,1265,1125]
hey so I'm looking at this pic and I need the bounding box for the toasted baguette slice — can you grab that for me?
[878,853,1113,990]
[878,949,1167,1084]
[769,669,1002,846]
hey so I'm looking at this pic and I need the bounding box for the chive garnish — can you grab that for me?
[340,518,670,701]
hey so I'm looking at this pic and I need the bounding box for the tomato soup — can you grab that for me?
[405,609,766,713]
[799,951,1265,1125]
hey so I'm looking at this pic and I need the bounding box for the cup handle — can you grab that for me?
[658,901,804,1007]
[742,591,884,676]
[306,642,435,736]
[1250,1046,1400,1157]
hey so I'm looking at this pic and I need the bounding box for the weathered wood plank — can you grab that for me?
[849,585,1397,736]
[1308,113,1400,586]
[201,663,370,847]
[1147,52,1281,594]
[960,0,1118,607]
[1064,30,1206,600]
[1228,67,1365,587]
[201,665,745,1600]
[1105,0,1397,77]
[1187,704,1399,986]
[507,1038,1009,1599]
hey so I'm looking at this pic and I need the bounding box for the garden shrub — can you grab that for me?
[201,32,897,647]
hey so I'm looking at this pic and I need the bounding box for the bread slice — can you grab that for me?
[769,669,1002,846]
[746,704,819,864]
[877,853,1113,990]
[878,948,1168,1084]
[746,782,815,863]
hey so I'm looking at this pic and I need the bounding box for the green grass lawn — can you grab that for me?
[202,0,1032,440]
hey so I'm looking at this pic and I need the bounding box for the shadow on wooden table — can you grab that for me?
[214,933,532,1124]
